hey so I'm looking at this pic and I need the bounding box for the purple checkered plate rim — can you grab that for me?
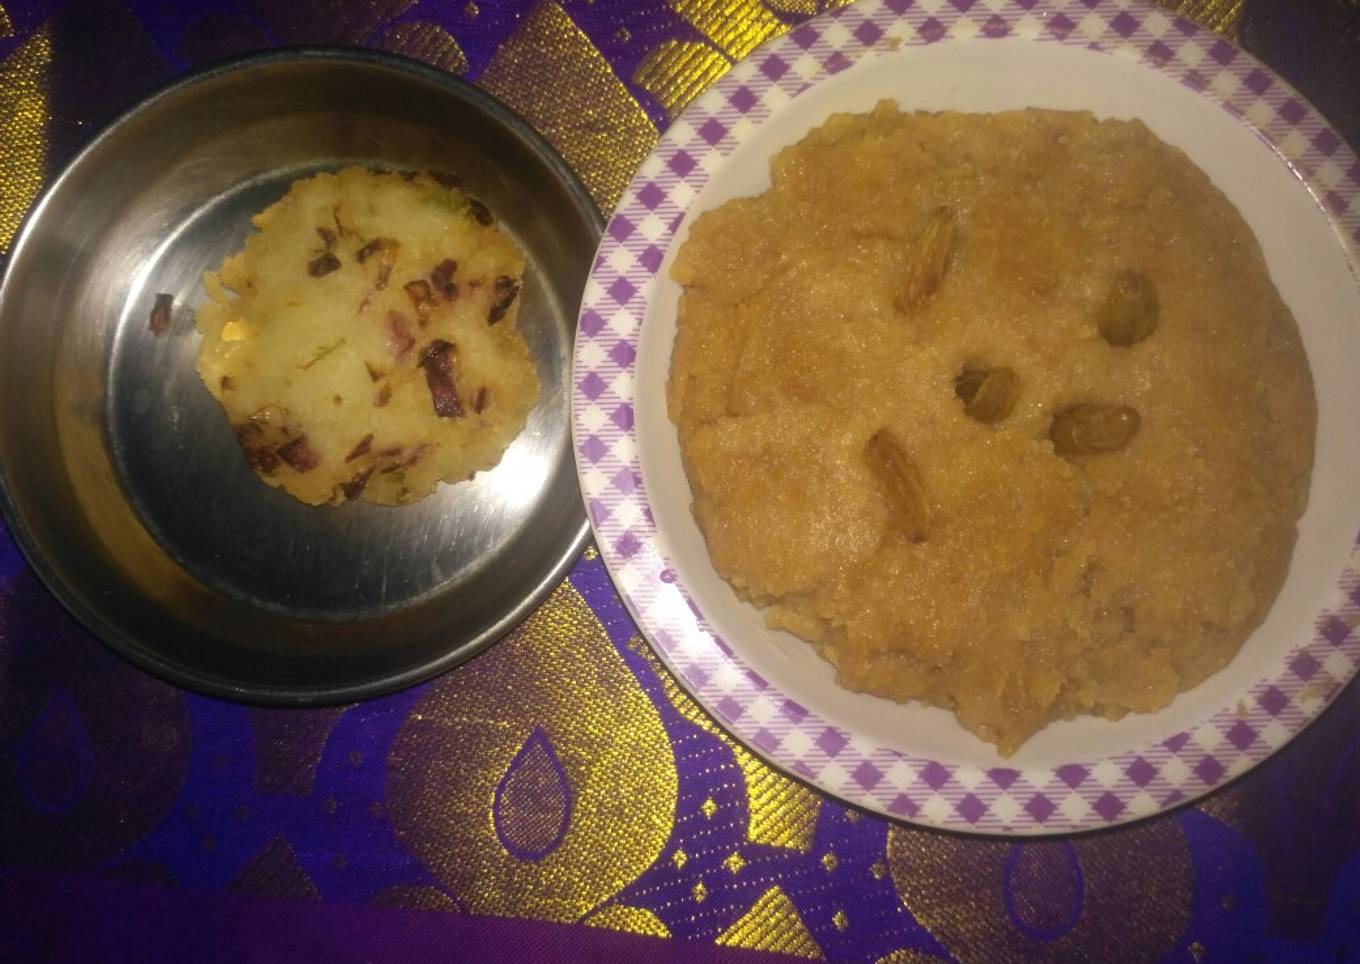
[573,0,1360,833]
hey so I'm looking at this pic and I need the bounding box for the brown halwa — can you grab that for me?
[196,167,538,506]
[667,105,1315,755]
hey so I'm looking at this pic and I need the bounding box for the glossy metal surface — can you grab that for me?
[0,49,599,703]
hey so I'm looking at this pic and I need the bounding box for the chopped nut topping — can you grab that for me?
[431,259,458,301]
[277,435,319,472]
[234,423,280,475]
[385,311,415,362]
[356,238,387,263]
[419,339,464,418]
[488,275,520,324]
[376,246,397,289]
[344,434,374,462]
[467,198,493,226]
[148,293,173,336]
[404,279,438,323]
[308,252,341,277]
[340,468,373,501]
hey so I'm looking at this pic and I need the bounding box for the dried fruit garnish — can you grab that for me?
[431,259,458,301]
[340,468,373,501]
[358,239,401,290]
[1097,270,1160,347]
[467,198,493,226]
[404,279,438,323]
[148,293,173,336]
[419,339,464,418]
[429,170,463,188]
[1049,403,1141,456]
[316,226,336,248]
[356,238,389,263]
[234,423,280,475]
[385,311,416,362]
[954,366,1019,423]
[895,206,957,311]
[375,384,391,407]
[344,434,373,462]
[384,443,432,470]
[277,435,320,472]
[308,252,341,277]
[488,275,521,324]
[864,429,929,542]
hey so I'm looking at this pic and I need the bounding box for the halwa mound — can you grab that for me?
[667,105,1315,755]
[196,167,538,506]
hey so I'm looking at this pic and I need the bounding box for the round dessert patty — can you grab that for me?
[195,167,538,507]
[667,105,1316,755]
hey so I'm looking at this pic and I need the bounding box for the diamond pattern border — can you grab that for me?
[573,0,1360,833]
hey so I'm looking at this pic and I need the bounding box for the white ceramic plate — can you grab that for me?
[573,0,1360,833]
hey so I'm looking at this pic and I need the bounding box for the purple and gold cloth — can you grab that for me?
[2,1,1360,960]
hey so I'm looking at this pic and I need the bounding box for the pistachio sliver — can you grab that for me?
[1049,403,1141,456]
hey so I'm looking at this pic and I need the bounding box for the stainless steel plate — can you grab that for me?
[0,49,600,703]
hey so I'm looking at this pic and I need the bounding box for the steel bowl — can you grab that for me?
[0,48,600,703]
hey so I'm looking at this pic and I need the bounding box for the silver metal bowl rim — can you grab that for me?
[0,45,601,706]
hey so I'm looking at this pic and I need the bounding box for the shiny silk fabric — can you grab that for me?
[1,1,1359,961]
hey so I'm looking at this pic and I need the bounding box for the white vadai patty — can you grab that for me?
[195,167,539,506]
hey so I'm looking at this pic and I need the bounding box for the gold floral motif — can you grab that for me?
[479,1,657,212]
[0,25,49,253]
[370,886,462,912]
[583,904,671,937]
[651,646,822,852]
[887,820,1193,959]
[1161,0,1243,37]
[632,39,732,120]
[378,21,469,74]
[229,836,320,900]
[669,0,787,60]
[764,0,818,14]
[875,951,948,964]
[717,885,823,958]
[385,580,676,922]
